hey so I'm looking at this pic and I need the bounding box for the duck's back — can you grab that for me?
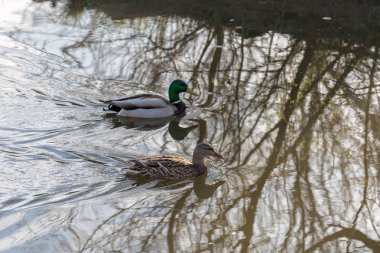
[127,155,195,180]
[111,94,170,107]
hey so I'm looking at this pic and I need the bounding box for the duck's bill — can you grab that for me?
[213,151,224,159]
[186,88,198,96]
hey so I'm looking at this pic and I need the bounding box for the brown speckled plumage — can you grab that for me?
[125,143,223,180]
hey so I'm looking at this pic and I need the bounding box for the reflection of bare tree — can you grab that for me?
[18,1,380,252]
[306,227,380,252]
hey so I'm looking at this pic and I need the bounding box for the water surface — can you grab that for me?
[1,0,380,252]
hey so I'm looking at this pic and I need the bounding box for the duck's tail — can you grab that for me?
[103,104,122,112]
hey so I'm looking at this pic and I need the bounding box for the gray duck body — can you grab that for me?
[105,80,194,118]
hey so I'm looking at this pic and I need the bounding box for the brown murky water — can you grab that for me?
[1,1,380,252]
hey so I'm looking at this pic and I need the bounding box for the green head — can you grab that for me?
[168,80,196,103]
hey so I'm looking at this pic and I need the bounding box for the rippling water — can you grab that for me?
[1,0,380,252]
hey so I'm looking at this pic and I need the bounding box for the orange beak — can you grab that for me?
[185,88,198,96]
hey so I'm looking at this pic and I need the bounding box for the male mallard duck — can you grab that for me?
[125,143,223,180]
[105,80,196,118]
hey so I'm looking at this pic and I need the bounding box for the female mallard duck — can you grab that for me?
[125,143,223,180]
[105,80,196,118]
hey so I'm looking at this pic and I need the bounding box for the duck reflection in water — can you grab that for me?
[103,112,198,140]
[192,172,225,199]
